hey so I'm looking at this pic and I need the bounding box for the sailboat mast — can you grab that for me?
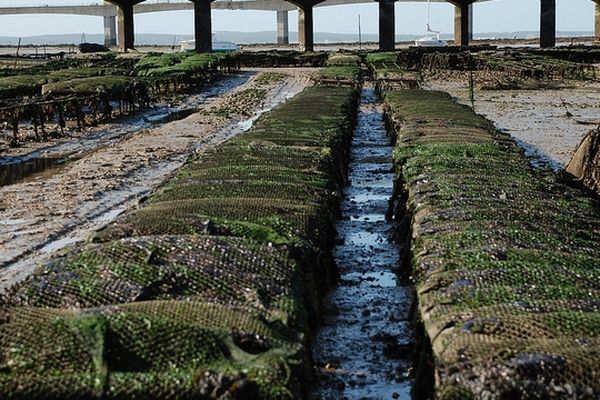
[426,0,431,32]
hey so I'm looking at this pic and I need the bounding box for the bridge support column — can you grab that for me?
[298,5,314,52]
[595,1,600,44]
[540,0,556,48]
[104,15,117,47]
[116,3,134,51]
[469,3,473,40]
[277,10,289,45]
[378,0,396,51]
[454,2,471,46]
[192,0,212,52]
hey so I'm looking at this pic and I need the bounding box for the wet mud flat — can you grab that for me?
[312,85,414,399]
[425,78,600,169]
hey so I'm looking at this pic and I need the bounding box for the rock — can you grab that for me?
[566,127,600,193]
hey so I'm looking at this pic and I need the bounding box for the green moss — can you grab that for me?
[41,76,133,96]
[0,74,47,99]
[255,72,288,85]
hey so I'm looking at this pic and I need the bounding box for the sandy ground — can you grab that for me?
[0,68,314,290]
[425,77,600,170]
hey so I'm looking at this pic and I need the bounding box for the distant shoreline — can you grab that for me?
[0,31,594,47]
[0,37,595,61]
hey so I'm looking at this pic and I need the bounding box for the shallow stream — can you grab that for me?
[311,85,414,399]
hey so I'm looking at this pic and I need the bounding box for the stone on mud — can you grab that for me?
[567,126,600,193]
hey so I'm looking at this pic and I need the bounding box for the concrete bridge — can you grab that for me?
[0,0,598,52]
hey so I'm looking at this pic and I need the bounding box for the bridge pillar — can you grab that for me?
[116,3,135,50]
[468,3,473,40]
[595,1,600,44]
[277,10,289,45]
[453,2,472,46]
[540,0,556,48]
[104,15,117,47]
[298,5,314,51]
[378,0,396,52]
[192,0,213,52]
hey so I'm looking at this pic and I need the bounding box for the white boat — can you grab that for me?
[179,38,238,52]
[415,0,448,47]
[415,34,448,47]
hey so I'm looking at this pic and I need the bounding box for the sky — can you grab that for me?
[0,0,595,37]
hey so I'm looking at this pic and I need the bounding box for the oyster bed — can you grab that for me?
[384,88,600,399]
[0,67,360,397]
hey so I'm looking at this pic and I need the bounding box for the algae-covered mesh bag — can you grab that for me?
[93,198,332,247]
[386,89,600,399]
[3,236,302,319]
[0,300,303,400]
[0,235,306,400]
[0,83,359,400]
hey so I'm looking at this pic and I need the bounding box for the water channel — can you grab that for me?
[312,84,415,399]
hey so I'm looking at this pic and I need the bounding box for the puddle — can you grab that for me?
[237,115,259,132]
[311,85,414,399]
[0,156,72,187]
[513,136,563,171]
[40,236,83,254]
[341,271,399,288]
[146,108,200,124]
[237,108,270,132]
[0,219,29,226]
[95,208,126,224]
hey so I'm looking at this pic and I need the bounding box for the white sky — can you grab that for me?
[0,0,595,36]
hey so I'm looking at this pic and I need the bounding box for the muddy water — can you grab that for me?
[311,85,414,399]
[0,156,71,186]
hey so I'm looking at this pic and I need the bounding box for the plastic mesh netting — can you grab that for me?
[385,89,600,399]
[0,85,359,399]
